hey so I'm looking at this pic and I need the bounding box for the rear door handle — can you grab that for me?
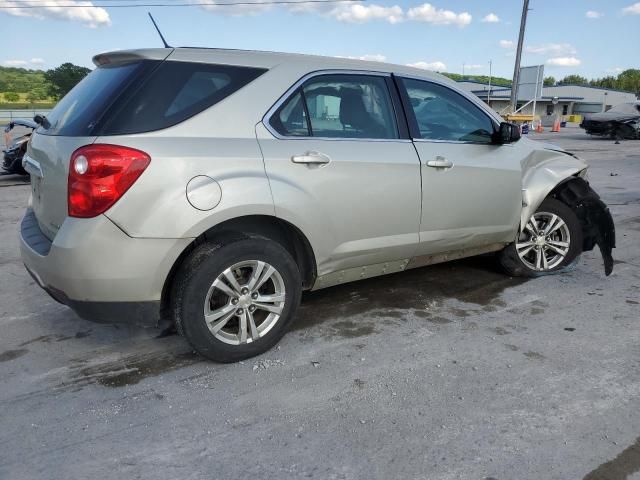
[291,151,331,165]
[426,156,453,169]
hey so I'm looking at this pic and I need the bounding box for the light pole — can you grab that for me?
[510,0,530,112]
[488,60,492,107]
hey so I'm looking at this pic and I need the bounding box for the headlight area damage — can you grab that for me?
[551,177,616,275]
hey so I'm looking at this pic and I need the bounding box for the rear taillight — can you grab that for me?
[68,144,150,218]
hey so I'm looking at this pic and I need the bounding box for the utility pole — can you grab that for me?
[510,0,530,112]
[462,63,466,77]
[488,60,492,107]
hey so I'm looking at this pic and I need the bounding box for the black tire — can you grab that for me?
[171,237,302,363]
[499,197,583,277]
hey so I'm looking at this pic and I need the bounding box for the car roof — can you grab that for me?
[93,47,454,85]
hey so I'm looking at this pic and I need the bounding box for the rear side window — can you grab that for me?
[270,74,398,139]
[39,61,266,136]
[271,91,309,136]
[101,62,266,135]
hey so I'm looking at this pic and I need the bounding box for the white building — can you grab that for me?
[456,80,638,118]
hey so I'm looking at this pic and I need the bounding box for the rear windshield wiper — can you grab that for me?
[33,114,51,130]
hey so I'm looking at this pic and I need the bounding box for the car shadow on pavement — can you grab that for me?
[294,255,527,332]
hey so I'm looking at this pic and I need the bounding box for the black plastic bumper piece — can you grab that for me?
[554,177,616,276]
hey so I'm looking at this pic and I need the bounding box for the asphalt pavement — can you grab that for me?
[0,125,639,480]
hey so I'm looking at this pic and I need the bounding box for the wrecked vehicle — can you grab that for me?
[19,48,615,362]
[580,102,640,139]
[2,119,36,176]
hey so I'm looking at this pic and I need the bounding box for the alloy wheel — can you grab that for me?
[516,212,571,271]
[203,260,286,345]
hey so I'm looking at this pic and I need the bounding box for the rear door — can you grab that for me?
[396,76,522,256]
[257,72,422,276]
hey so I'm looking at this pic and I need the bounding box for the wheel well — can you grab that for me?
[160,215,317,324]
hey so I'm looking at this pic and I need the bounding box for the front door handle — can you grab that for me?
[426,156,453,169]
[291,151,331,165]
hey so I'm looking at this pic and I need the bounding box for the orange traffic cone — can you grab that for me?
[536,123,544,133]
[551,118,561,132]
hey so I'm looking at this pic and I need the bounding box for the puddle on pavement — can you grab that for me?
[0,349,28,362]
[294,256,527,334]
[65,350,201,388]
[583,436,640,480]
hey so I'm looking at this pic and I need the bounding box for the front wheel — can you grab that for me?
[499,198,583,277]
[172,238,302,362]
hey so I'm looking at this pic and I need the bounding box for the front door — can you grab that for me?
[397,77,522,256]
[256,72,422,277]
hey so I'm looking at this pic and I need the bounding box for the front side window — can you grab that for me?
[270,74,398,140]
[401,78,495,143]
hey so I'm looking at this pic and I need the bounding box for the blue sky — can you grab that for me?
[2,0,639,79]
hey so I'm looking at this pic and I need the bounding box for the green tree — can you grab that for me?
[3,91,19,102]
[557,75,588,86]
[543,76,556,86]
[44,63,91,100]
[616,69,640,96]
[26,87,47,103]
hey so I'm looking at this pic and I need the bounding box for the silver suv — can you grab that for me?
[20,48,615,362]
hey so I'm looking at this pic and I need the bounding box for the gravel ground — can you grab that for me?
[0,125,638,480]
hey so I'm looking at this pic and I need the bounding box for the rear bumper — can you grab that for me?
[20,208,192,327]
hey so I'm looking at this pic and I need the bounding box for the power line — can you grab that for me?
[0,0,361,7]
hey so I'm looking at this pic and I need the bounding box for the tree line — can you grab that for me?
[0,63,90,104]
[543,70,640,95]
[443,69,640,96]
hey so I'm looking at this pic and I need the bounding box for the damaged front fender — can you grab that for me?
[551,177,616,276]
[520,148,588,228]
[520,148,615,275]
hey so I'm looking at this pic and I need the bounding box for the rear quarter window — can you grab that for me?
[39,60,266,136]
[100,62,266,135]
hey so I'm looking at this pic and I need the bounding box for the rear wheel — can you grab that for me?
[172,238,302,362]
[499,198,583,277]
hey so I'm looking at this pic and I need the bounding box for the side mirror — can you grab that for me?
[494,122,521,144]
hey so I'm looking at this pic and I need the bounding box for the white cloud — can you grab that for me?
[585,10,603,19]
[481,13,499,23]
[407,61,447,71]
[464,64,484,71]
[3,58,47,67]
[606,67,625,74]
[3,60,29,66]
[329,3,403,24]
[406,3,471,26]
[337,54,387,62]
[546,57,582,67]
[0,0,110,27]
[622,3,640,14]
[526,43,577,56]
[499,40,515,49]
